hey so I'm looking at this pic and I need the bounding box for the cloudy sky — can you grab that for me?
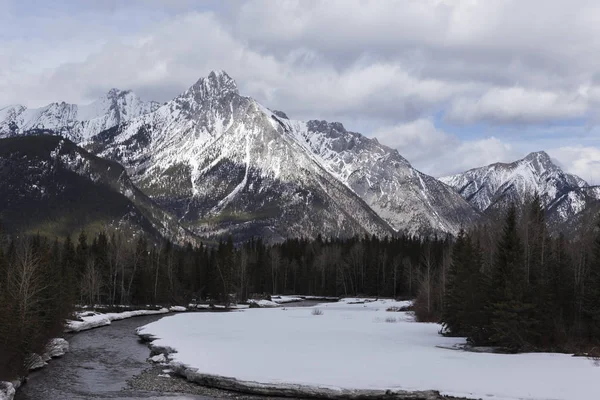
[2,0,600,181]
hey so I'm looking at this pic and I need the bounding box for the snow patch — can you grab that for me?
[246,299,280,308]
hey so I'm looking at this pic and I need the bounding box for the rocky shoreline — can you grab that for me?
[128,365,303,399]
[1,338,70,400]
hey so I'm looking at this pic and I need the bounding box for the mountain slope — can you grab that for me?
[89,71,478,239]
[547,186,600,227]
[0,71,482,240]
[557,191,600,235]
[90,72,394,241]
[0,135,195,243]
[0,89,159,142]
[283,119,481,235]
[440,151,597,225]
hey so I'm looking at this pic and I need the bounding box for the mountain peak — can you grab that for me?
[441,148,588,215]
[106,88,133,99]
[523,150,552,163]
[190,70,238,99]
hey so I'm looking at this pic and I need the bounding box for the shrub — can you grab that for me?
[312,308,323,316]
[385,317,397,323]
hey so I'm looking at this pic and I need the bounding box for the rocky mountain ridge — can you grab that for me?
[0,89,159,142]
[440,151,599,226]
[4,71,595,241]
[87,71,479,240]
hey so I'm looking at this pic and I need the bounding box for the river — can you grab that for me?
[15,303,325,400]
[15,314,208,400]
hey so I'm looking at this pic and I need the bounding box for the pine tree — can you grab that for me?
[487,206,537,350]
[61,235,78,306]
[547,234,573,345]
[442,229,468,335]
[76,230,89,281]
[443,230,488,342]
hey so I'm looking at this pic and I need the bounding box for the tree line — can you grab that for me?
[425,195,600,354]
[0,228,450,380]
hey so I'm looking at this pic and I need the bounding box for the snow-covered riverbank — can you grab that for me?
[136,298,600,400]
[0,338,70,400]
[65,308,171,332]
[2,307,178,400]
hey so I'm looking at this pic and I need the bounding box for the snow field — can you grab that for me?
[137,299,600,400]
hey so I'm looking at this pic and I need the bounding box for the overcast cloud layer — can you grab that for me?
[2,0,600,179]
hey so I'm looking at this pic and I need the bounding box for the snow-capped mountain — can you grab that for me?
[90,72,394,241]
[88,71,478,240]
[440,151,599,225]
[280,119,480,235]
[0,89,159,142]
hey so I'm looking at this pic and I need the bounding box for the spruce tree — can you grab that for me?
[443,230,488,342]
[442,229,468,335]
[487,206,536,350]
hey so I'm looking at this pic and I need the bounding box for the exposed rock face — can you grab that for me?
[1,70,482,241]
[88,71,478,240]
[440,151,599,227]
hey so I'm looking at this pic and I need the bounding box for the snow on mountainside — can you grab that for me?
[0,89,159,142]
[282,119,480,235]
[547,185,600,226]
[0,70,481,240]
[88,71,478,239]
[90,71,394,241]
[440,151,598,225]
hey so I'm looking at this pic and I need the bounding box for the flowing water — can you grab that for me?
[15,314,207,400]
[16,301,328,400]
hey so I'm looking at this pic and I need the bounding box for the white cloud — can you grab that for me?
[3,0,600,125]
[549,146,600,184]
[448,87,588,124]
[1,0,600,177]
[372,119,456,166]
[442,137,518,176]
[372,119,518,176]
